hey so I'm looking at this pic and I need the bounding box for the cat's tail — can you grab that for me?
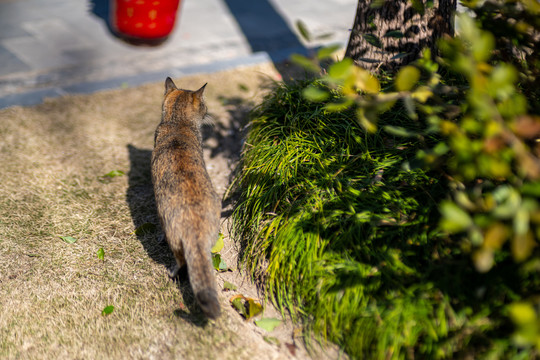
[184,238,221,319]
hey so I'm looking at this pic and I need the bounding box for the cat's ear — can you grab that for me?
[194,83,207,99]
[164,77,177,95]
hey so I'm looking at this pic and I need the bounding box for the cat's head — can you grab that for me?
[162,77,207,122]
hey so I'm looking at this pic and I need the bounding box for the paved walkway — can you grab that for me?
[0,0,357,108]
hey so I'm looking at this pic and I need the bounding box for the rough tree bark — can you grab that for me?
[345,0,457,72]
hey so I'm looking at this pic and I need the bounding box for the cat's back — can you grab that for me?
[151,80,220,217]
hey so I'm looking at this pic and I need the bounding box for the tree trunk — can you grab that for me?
[345,0,457,72]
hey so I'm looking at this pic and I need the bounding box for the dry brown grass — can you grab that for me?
[0,63,335,360]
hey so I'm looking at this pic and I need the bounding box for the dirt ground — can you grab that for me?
[0,63,345,359]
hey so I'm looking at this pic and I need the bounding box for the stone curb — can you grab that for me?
[0,51,273,109]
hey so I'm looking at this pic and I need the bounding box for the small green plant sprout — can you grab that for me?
[211,233,224,253]
[212,253,228,272]
[223,281,237,291]
[211,233,228,272]
[103,170,124,178]
[99,170,125,183]
[255,318,282,332]
[230,295,263,320]
[59,236,78,244]
[101,305,114,316]
[97,247,105,261]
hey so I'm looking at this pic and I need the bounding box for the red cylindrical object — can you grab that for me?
[111,0,181,46]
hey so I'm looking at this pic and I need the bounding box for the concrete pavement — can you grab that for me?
[0,0,358,108]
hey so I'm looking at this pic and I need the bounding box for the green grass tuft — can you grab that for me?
[231,80,539,359]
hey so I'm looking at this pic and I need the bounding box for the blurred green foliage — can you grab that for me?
[303,0,540,313]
